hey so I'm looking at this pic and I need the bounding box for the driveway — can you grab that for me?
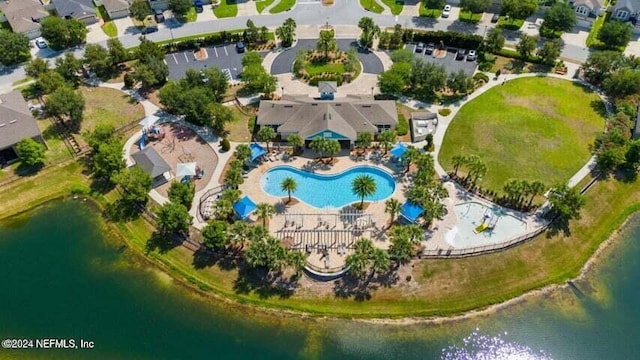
[406,43,478,76]
[270,39,384,75]
[112,16,138,36]
[166,43,264,80]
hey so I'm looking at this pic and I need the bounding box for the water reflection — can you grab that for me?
[441,329,553,360]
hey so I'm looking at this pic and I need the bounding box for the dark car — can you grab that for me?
[466,50,477,61]
[491,13,499,23]
[415,42,424,53]
[195,0,204,13]
[425,42,435,55]
[141,26,158,35]
[154,9,165,23]
[456,49,467,61]
[235,42,245,53]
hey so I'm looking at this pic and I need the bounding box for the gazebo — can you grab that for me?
[131,147,171,181]
[233,195,257,219]
[390,143,408,159]
[400,201,424,223]
[249,143,267,162]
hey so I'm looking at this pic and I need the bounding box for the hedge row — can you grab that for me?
[404,30,483,50]
[308,74,343,86]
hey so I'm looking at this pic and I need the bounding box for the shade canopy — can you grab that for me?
[250,143,267,161]
[400,201,424,223]
[139,115,159,128]
[176,162,196,178]
[233,196,257,219]
[390,143,408,158]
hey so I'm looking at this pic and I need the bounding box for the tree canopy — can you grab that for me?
[16,138,46,167]
[113,166,152,204]
[0,30,30,66]
[541,3,577,35]
[598,21,633,50]
[45,86,85,126]
[157,202,192,235]
[41,17,87,50]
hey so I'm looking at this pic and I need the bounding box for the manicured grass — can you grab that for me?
[97,5,118,37]
[184,7,198,22]
[38,118,74,164]
[213,0,238,18]
[380,0,403,15]
[459,10,483,23]
[269,0,296,13]
[225,105,254,142]
[359,0,384,14]
[419,2,441,17]
[12,77,33,86]
[305,62,346,75]
[586,13,609,48]
[256,0,276,13]
[497,17,524,30]
[79,87,145,134]
[439,77,605,194]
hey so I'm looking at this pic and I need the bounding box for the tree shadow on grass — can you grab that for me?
[192,247,239,271]
[145,231,182,254]
[104,199,142,222]
[590,99,608,118]
[232,265,296,299]
[333,267,400,301]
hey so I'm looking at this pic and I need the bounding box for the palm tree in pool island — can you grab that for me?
[280,176,298,203]
[352,174,377,207]
[256,202,276,227]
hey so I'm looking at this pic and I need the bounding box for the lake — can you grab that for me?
[1,200,638,359]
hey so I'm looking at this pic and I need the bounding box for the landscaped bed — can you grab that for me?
[294,50,361,86]
[439,77,605,194]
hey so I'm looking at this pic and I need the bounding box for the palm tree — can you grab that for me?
[214,199,233,221]
[223,167,244,188]
[234,144,251,165]
[378,130,396,154]
[389,235,412,265]
[246,224,268,243]
[287,250,307,277]
[309,137,328,160]
[357,17,381,48]
[370,248,390,275]
[401,146,421,174]
[346,238,375,278]
[527,180,546,208]
[316,29,337,59]
[451,155,467,176]
[325,139,341,162]
[352,174,377,207]
[229,220,249,250]
[355,132,373,154]
[287,134,303,154]
[280,177,298,203]
[257,126,276,152]
[255,202,275,227]
[384,198,402,226]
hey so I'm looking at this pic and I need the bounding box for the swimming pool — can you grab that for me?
[261,166,396,208]
[445,201,528,248]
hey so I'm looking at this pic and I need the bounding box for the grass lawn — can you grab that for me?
[184,7,198,22]
[38,118,74,164]
[359,0,384,14]
[213,0,238,18]
[225,105,254,142]
[256,0,276,13]
[380,0,403,15]
[497,17,524,30]
[305,62,346,76]
[269,0,296,13]
[79,87,145,134]
[97,5,118,37]
[586,13,609,48]
[439,77,605,194]
[419,2,441,17]
[459,10,483,23]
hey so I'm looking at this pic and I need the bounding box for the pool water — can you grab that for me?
[261,166,396,208]
[446,201,528,248]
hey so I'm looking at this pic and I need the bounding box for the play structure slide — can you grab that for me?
[474,222,489,234]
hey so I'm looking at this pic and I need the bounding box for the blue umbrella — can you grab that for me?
[233,196,257,219]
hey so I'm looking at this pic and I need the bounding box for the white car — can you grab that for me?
[35,38,47,49]
[442,5,452,18]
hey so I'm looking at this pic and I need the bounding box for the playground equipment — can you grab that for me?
[473,211,499,234]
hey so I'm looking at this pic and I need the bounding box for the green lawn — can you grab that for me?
[256,0,276,13]
[497,17,524,30]
[439,77,605,194]
[269,0,296,13]
[419,2,441,17]
[96,5,118,37]
[305,62,346,76]
[184,7,198,22]
[380,0,403,15]
[459,10,483,23]
[586,13,609,48]
[79,87,145,134]
[38,118,74,164]
[359,0,384,14]
[213,0,238,18]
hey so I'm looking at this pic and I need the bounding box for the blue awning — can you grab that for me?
[250,143,267,161]
[400,201,424,223]
[390,143,408,158]
[233,196,257,219]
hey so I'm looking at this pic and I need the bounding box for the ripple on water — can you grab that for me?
[441,328,553,360]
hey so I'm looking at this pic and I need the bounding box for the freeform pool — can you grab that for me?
[261,166,396,208]
[445,201,528,248]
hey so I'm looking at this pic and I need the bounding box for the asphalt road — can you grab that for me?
[406,43,478,76]
[166,44,248,81]
[270,39,384,75]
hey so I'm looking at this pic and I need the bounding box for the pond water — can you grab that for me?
[1,200,639,359]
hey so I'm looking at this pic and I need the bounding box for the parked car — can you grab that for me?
[195,0,204,13]
[466,50,477,61]
[456,49,467,60]
[491,13,499,23]
[415,42,424,53]
[235,41,245,53]
[154,9,165,23]
[425,42,435,55]
[442,4,451,18]
[141,26,158,35]
[35,38,47,49]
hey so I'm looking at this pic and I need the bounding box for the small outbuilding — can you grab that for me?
[131,146,171,182]
[318,81,338,100]
[410,111,438,143]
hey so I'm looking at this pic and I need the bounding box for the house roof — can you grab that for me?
[101,0,130,12]
[318,81,338,93]
[52,0,97,20]
[0,91,41,150]
[257,96,397,140]
[614,0,640,12]
[573,0,604,9]
[131,146,171,178]
[0,0,49,34]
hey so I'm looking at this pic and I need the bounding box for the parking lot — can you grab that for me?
[165,43,263,81]
[406,43,478,76]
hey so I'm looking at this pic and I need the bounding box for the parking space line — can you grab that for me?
[214,47,218,57]
[224,46,228,56]
[172,54,178,64]
[183,52,189,62]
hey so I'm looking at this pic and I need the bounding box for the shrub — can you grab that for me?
[473,72,489,83]
[220,138,231,151]
[123,73,136,89]
[438,108,452,116]
[70,184,91,195]
[396,114,409,136]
